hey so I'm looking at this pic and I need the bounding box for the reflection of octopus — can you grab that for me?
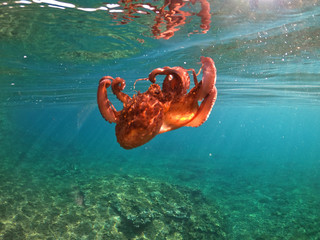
[152,0,211,39]
[110,0,211,39]
[97,56,217,149]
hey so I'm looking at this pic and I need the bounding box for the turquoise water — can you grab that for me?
[1,0,320,239]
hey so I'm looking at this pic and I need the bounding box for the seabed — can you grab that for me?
[1,109,320,240]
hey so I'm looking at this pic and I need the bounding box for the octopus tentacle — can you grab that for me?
[185,86,217,127]
[97,76,118,123]
[111,77,132,105]
[197,56,216,100]
[186,68,199,85]
[184,56,217,127]
[148,67,170,83]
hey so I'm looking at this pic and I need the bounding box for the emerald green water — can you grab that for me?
[1,0,320,239]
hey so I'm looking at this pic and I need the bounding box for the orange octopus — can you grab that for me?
[97,56,217,149]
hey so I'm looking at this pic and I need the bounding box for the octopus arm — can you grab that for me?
[111,77,132,104]
[97,77,118,123]
[185,86,217,127]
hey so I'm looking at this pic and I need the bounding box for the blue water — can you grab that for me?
[1,0,320,239]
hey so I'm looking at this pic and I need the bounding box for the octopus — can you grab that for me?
[97,56,217,149]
